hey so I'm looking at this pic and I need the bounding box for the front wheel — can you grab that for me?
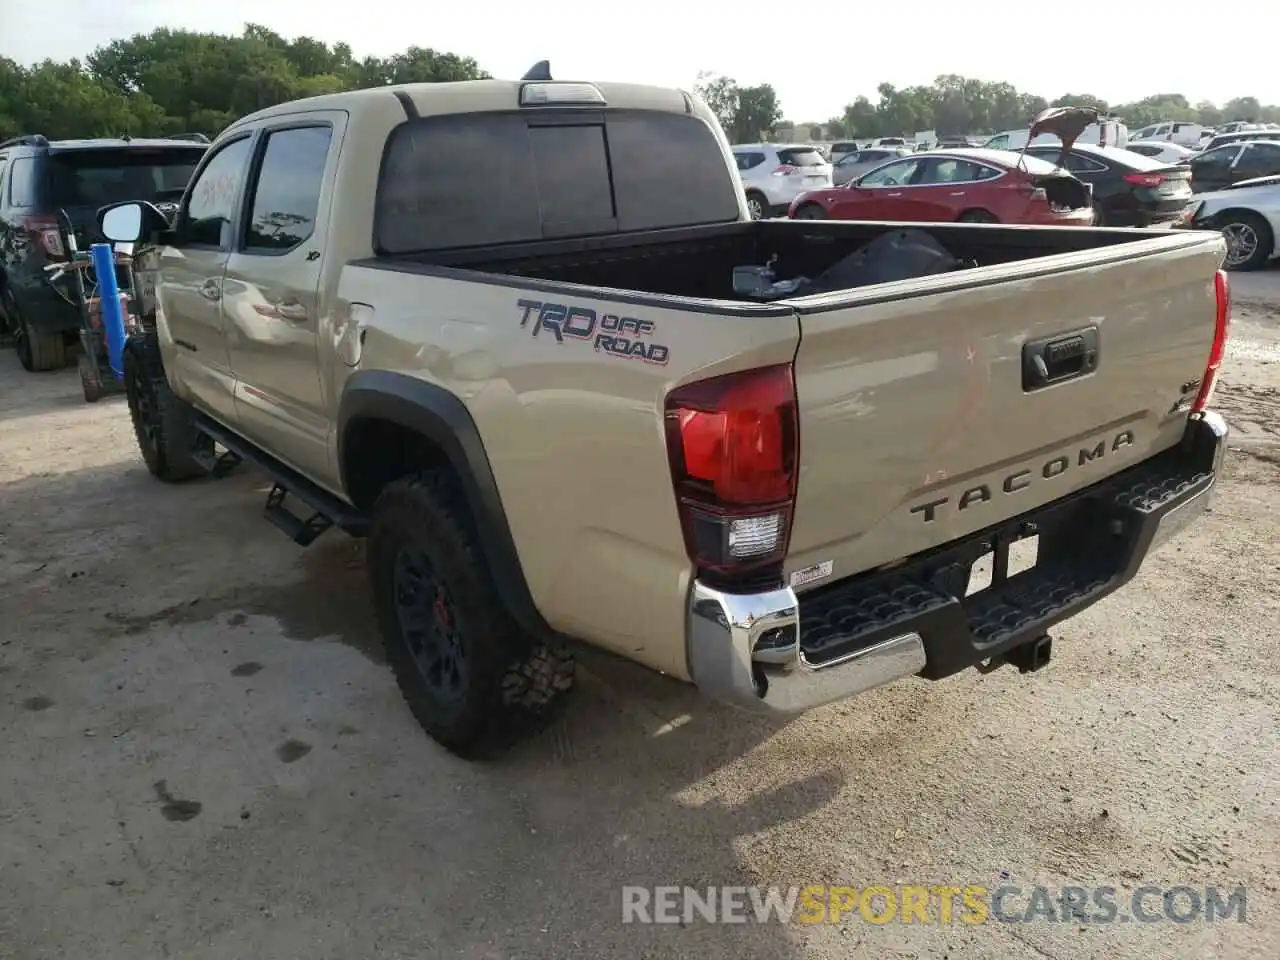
[958,209,998,224]
[122,340,210,481]
[1219,211,1273,271]
[793,204,826,220]
[369,470,575,759]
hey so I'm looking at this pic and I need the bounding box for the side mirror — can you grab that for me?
[97,201,170,245]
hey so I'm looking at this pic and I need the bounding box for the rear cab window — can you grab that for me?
[47,146,205,209]
[375,111,741,253]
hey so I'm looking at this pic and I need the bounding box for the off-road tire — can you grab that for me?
[369,470,575,759]
[122,338,210,481]
[4,289,66,372]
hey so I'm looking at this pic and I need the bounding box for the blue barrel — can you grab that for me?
[90,243,127,381]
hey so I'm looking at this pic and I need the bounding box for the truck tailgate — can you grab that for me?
[783,232,1226,585]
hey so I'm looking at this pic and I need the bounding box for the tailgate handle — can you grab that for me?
[1022,326,1099,391]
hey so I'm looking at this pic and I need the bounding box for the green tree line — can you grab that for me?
[697,73,1280,142]
[4,29,1277,145]
[0,24,487,140]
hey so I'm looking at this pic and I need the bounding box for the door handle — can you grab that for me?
[274,300,308,322]
[949,191,966,197]
[1022,326,1099,391]
[887,192,902,197]
[198,279,221,302]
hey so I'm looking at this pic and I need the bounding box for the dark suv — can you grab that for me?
[0,134,208,371]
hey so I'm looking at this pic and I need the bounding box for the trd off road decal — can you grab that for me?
[516,298,670,365]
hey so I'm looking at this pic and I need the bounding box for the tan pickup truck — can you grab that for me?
[96,68,1233,757]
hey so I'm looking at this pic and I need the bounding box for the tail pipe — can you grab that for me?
[90,243,127,381]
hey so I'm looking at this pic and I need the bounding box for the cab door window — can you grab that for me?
[243,125,332,253]
[181,136,253,249]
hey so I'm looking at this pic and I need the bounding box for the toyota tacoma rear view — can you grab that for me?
[94,67,1233,757]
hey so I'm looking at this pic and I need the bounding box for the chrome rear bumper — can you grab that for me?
[688,582,927,714]
[687,411,1228,715]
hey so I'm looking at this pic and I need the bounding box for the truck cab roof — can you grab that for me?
[228,78,697,132]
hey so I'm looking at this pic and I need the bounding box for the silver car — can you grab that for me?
[732,143,833,219]
[831,147,913,185]
[1190,175,1280,271]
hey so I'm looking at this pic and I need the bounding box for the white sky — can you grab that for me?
[3,0,1278,121]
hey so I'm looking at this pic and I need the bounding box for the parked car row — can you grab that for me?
[731,107,1278,271]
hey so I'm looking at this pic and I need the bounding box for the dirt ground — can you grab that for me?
[2,273,1278,960]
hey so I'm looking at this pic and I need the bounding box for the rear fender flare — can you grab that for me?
[337,370,554,641]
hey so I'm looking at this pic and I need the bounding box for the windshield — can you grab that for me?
[48,147,205,208]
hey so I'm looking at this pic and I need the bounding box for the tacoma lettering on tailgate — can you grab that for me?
[516,298,670,365]
[909,429,1136,523]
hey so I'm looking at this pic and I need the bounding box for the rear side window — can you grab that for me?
[1064,153,1108,173]
[1027,149,1107,174]
[918,158,994,184]
[375,111,741,253]
[47,148,204,209]
[776,148,825,167]
[244,126,332,252]
[8,157,36,207]
[735,152,766,171]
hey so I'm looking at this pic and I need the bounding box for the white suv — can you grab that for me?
[732,143,833,219]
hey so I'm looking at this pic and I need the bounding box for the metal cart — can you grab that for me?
[47,209,143,403]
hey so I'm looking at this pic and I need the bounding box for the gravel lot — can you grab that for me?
[2,271,1278,960]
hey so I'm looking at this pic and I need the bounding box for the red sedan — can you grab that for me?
[787,148,1096,226]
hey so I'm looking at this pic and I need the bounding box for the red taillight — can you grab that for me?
[1124,173,1165,188]
[772,164,798,176]
[20,216,65,258]
[1192,270,1231,413]
[664,364,799,576]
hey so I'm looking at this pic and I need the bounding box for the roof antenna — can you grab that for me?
[521,61,552,81]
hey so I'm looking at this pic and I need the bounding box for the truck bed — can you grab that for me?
[378,219,1153,303]
[342,221,1225,677]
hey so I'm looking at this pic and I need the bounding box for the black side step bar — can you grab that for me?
[193,412,370,541]
[264,483,332,546]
